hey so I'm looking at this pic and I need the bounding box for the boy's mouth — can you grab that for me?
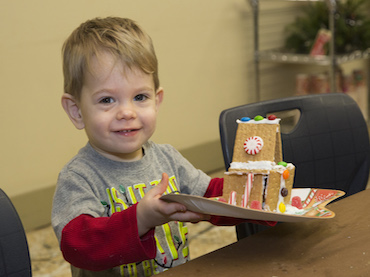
[119,130,134,133]
[115,128,140,135]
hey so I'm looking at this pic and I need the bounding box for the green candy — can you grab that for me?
[254,115,264,121]
[278,161,287,167]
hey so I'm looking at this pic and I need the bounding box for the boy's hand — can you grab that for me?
[136,173,210,236]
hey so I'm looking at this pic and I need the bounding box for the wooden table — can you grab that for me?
[159,189,370,276]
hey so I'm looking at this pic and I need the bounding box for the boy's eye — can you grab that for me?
[134,94,148,102]
[99,97,114,104]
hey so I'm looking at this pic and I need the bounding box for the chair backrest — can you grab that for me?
[0,189,32,277]
[219,93,370,197]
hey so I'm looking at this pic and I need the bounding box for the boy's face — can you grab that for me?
[64,52,163,162]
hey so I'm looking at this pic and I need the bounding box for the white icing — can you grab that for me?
[229,161,294,172]
[237,118,281,125]
[284,204,306,215]
[275,174,286,213]
[229,161,275,170]
[274,163,294,173]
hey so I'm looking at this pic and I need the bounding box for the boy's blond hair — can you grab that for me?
[62,17,159,100]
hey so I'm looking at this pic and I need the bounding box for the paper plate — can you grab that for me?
[160,188,345,222]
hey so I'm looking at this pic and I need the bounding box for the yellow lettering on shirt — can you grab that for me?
[162,223,178,260]
[151,259,159,275]
[150,180,159,186]
[127,186,138,204]
[112,188,128,212]
[142,260,152,276]
[106,188,128,214]
[127,263,137,277]
[155,236,165,254]
[178,222,189,258]
[168,176,179,193]
[133,183,147,198]
[106,188,117,214]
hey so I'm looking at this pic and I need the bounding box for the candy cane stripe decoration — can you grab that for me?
[229,191,237,205]
[244,136,264,155]
[303,189,318,207]
[242,173,254,207]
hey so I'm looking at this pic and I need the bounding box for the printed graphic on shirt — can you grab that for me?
[102,175,190,276]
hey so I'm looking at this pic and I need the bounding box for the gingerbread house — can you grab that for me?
[222,115,295,213]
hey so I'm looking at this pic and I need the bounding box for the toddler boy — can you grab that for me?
[52,17,274,277]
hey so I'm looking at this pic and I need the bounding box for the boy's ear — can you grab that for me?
[61,93,85,130]
[155,87,164,110]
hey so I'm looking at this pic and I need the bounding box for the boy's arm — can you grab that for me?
[60,203,156,271]
[60,173,208,272]
[204,178,277,227]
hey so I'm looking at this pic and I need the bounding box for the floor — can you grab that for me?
[26,170,237,277]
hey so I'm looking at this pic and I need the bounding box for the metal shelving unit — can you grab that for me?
[249,0,370,101]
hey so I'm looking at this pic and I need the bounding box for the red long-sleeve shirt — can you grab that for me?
[60,178,276,271]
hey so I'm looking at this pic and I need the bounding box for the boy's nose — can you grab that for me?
[116,104,136,120]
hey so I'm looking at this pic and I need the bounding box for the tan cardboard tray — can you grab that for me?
[161,188,345,222]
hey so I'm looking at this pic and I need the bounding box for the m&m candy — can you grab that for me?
[240,117,251,122]
[279,202,286,213]
[280,187,288,197]
[282,169,290,180]
[254,115,264,121]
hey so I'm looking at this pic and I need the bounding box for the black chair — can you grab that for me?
[0,189,32,276]
[219,93,370,239]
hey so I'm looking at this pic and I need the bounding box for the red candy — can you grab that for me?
[268,114,277,120]
[250,200,262,210]
[291,196,303,209]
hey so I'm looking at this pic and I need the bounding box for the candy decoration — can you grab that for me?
[268,114,277,120]
[242,173,253,207]
[250,200,262,210]
[240,117,251,122]
[280,187,288,197]
[254,115,264,121]
[229,191,237,205]
[244,136,264,155]
[303,189,317,208]
[279,202,286,213]
[277,161,287,167]
[282,169,290,180]
[291,196,303,209]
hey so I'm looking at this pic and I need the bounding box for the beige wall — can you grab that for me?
[3,0,367,230]
[1,0,260,200]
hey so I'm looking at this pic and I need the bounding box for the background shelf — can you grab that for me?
[258,48,370,66]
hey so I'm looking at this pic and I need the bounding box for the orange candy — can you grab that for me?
[282,169,290,180]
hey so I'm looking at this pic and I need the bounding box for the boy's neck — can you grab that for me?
[89,143,145,162]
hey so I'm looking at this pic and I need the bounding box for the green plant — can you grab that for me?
[284,0,370,54]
